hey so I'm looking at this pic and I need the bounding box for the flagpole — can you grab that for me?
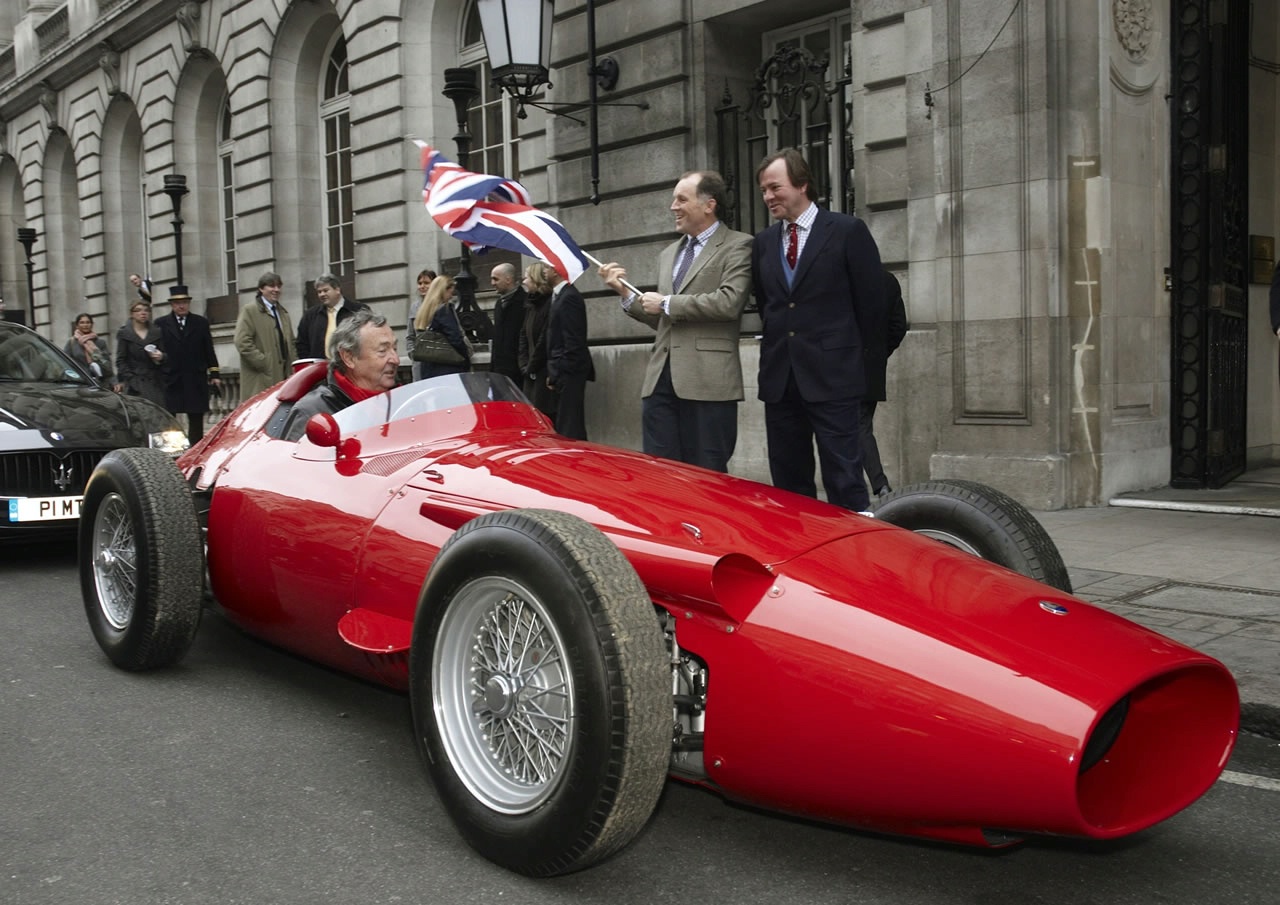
[581,251,642,297]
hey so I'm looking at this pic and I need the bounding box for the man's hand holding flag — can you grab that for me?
[415,141,635,291]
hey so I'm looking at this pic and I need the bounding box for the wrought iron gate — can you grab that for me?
[1170,0,1249,488]
[715,43,853,236]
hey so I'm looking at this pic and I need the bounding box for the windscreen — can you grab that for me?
[330,371,528,435]
[0,327,92,384]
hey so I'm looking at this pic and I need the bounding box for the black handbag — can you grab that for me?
[412,329,466,364]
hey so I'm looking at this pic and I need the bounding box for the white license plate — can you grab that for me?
[7,496,84,522]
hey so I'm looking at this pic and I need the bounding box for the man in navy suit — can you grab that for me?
[752,149,887,512]
[545,269,595,440]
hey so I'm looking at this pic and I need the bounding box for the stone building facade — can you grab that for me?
[0,0,1276,509]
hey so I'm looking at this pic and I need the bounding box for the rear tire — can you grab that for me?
[872,479,1072,592]
[78,448,204,669]
[410,509,669,877]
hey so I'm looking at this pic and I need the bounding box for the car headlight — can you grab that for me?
[148,430,190,455]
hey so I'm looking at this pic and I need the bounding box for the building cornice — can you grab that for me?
[0,0,185,120]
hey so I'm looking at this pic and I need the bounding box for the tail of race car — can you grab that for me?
[672,525,1238,845]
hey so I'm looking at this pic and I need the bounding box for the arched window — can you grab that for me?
[460,1,543,179]
[320,36,353,276]
[218,97,237,293]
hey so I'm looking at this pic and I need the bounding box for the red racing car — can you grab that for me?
[78,363,1239,877]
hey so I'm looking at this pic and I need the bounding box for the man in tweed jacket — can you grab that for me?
[598,171,752,472]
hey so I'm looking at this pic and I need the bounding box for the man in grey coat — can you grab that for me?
[235,271,297,400]
[598,170,752,472]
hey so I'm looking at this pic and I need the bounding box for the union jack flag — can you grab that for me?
[416,142,590,283]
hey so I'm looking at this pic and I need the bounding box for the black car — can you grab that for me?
[0,320,187,541]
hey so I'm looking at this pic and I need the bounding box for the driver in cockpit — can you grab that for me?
[282,310,399,441]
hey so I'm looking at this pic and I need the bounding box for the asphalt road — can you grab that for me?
[4,541,1279,905]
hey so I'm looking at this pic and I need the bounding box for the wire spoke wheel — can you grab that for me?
[435,577,574,813]
[78,448,205,670]
[90,492,139,630]
[411,509,670,877]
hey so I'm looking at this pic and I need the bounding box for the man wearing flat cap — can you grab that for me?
[156,286,221,444]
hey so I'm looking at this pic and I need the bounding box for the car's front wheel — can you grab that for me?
[78,447,204,670]
[410,509,670,877]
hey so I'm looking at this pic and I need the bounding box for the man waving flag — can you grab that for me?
[416,141,591,284]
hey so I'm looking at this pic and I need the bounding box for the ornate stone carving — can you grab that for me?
[38,82,57,123]
[1113,0,1154,63]
[177,0,204,52]
[99,42,122,97]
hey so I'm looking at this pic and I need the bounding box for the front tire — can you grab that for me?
[872,479,1073,592]
[410,509,670,877]
[78,448,204,669]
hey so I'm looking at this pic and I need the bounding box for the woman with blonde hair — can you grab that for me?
[411,274,470,379]
[517,262,558,418]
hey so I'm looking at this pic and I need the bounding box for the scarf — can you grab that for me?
[332,368,383,404]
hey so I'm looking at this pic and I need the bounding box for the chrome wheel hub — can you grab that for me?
[434,577,574,814]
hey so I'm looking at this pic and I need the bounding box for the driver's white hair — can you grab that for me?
[330,310,389,371]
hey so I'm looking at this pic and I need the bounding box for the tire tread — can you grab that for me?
[80,448,204,669]
[413,508,669,876]
[874,479,1072,593]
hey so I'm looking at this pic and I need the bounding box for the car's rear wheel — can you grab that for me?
[872,479,1073,592]
[78,448,204,669]
[410,509,669,877]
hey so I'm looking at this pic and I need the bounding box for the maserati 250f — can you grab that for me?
[78,363,1239,876]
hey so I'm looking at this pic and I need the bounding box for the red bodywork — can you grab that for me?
[184,365,1238,848]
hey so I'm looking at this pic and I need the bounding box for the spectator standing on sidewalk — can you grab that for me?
[65,312,113,381]
[597,170,752,473]
[488,263,527,386]
[861,268,909,498]
[235,271,296,399]
[114,300,166,407]
[751,148,887,512]
[518,262,558,420]
[545,268,594,440]
[155,287,221,444]
[295,273,368,361]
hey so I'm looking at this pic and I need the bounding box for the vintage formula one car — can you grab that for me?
[78,363,1239,877]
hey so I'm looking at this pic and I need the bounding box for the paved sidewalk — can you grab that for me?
[1033,490,1280,739]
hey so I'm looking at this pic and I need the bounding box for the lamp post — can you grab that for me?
[162,174,189,289]
[17,228,36,314]
[476,0,646,205]
[442,67,487,341]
